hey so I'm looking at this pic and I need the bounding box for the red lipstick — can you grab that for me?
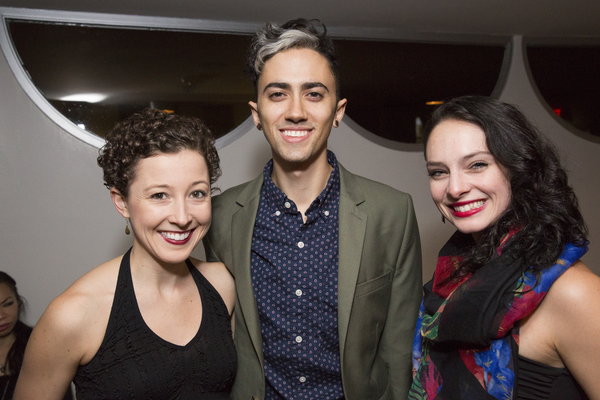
[160,229,195,245]
[448,200,486,218]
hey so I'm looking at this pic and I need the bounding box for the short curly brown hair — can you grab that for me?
[97,108,221,198]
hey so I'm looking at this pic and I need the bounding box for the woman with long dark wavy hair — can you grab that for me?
[410,96,599,399]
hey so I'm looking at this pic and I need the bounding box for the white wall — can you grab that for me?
[1,36,598,326]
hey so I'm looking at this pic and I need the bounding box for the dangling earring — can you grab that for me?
[256,123,262,131]
[125,218,131,235]
[441,215,446,224]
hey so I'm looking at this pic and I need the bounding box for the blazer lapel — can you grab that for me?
[336,165,367,360]
[231,175,265,366]
[229,166,368,366]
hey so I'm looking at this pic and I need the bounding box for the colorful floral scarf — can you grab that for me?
[409,230,588,400]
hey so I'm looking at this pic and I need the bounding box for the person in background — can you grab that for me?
[411,96,599,399]
[0,272,73,400]
[203,18,422,400]
[15,109,236,400]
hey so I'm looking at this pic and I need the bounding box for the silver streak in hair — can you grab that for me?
[252,29,320,77]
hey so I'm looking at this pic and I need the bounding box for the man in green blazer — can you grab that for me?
[203,19,422,400]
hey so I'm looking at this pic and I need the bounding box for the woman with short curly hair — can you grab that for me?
[15,109,236,400]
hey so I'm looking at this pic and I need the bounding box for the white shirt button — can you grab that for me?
[297,241,305,249]
[284,201,291,209]
[295,289,303,297]
[299,376,306,383]
[275,210,281,216]
[295,335,303,343]
[324,210,330,216]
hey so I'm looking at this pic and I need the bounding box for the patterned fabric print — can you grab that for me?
[498,243,584,336]
[251,151,344,400]
[411,305,442,399]
[460,339,515,399]
[410,230,588,400]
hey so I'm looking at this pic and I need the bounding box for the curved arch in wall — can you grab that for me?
[522,37,600,144]
[0,6,513,150]
[0,7,260,148]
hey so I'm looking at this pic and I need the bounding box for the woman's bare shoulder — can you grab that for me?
[34,256,123,360]
[59,255,122,309]
[188,257,231,280]
[546,261,600,307]
[546,261,600,397]
[189,258,235,313]
[16,256,124,398]
[520,261,600,369]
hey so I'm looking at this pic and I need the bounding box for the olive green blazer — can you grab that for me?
[203,164,422,400]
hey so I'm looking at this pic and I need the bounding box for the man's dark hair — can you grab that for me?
[246,18,340,99]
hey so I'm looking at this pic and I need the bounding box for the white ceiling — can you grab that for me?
[0,0,599,42]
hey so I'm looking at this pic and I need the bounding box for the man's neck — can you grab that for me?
[271,152,333,219]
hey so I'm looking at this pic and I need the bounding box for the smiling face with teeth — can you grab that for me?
[426,119,512,240]
[111,149,212,267]
[249,48,347,170]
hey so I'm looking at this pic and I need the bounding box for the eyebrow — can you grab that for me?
[426,151,493,167]
[262,82,329,94]
[302,82,329,92]
[263,82,289,93]
[145,181,209,191]
[425,161,445,168]
[1,296,14,305]
[144,184,171,192]
[191,180,209,187]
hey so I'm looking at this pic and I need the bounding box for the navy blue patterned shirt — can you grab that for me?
[251,151,343,400]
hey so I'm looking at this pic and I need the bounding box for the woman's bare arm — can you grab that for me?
[14,260,118,400]
[549,261,600,399]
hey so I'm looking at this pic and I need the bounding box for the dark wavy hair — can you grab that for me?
[0,271,32,376]
[424,96,587,277]
[97,109,221,198]
[246,18,340,100]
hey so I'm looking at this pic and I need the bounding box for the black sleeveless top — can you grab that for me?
[73,249,236,399]
[516,356,588,399]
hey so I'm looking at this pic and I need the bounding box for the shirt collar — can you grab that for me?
[262,151,340,218]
